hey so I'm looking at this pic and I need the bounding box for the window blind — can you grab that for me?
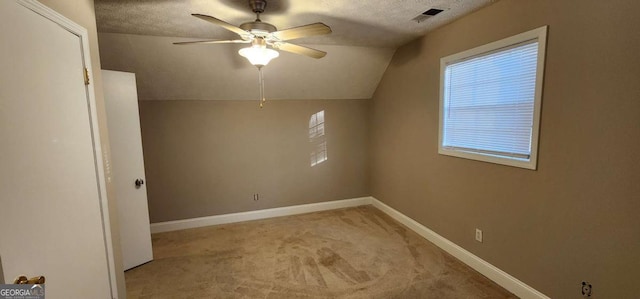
[442,40,539,159]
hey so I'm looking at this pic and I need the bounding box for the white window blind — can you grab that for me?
[443,41,538,160]
[438,26,547,169]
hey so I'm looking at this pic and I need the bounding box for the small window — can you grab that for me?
[438,26,547,169]
[309,110,327,166]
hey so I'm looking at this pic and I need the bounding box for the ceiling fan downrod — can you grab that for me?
[249,0,267,21]
[240,0,277,33]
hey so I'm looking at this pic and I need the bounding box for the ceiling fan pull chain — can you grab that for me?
[258,67,266,108]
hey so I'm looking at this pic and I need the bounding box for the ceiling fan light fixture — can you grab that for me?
[238,46,279,66]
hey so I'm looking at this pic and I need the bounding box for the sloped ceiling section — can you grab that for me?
[98,33,395,100]
[95,0,496,100]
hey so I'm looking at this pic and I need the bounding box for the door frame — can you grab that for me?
[16,0,119,297]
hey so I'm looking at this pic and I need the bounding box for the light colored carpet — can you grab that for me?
[126,206,517,298]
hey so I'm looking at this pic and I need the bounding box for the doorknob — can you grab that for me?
[135,178,144,188]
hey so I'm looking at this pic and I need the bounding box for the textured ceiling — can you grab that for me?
[95,0,497,101]
[95,0,495,48]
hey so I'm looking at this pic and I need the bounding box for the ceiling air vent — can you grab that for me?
[412,8,445,23]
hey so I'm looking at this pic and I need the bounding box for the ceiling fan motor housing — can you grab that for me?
[240,21,277,35]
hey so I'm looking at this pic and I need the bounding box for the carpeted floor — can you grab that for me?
[125,206,517,298]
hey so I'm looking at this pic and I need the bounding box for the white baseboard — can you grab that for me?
[150,197,372,234]
[370,197,549,299]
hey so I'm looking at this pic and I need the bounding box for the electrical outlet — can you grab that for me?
[475,228,483,243]
[581,281,592,297]
[253,194,259,201]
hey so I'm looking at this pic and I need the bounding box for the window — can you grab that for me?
[439,26,547,169]
[309,110,327,166]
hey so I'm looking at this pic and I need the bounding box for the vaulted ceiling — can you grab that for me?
[95,0,496,100]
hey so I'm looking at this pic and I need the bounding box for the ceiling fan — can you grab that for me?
[174,0,332,66]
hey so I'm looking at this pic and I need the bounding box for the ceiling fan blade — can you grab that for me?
[271,23,332,41]
[191,14,248,37]
[273,42,327,59]
[173,39,250,45]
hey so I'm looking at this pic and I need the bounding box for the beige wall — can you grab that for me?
[139,99,370,222]
[37,1,126,298]
[370,0,640,298]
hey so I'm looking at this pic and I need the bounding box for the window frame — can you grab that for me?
[438,26,548,170]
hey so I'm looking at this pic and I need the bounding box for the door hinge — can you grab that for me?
[84,68,90,85]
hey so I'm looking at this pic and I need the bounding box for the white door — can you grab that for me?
[103,70,154,270]
[0,1,114,298]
